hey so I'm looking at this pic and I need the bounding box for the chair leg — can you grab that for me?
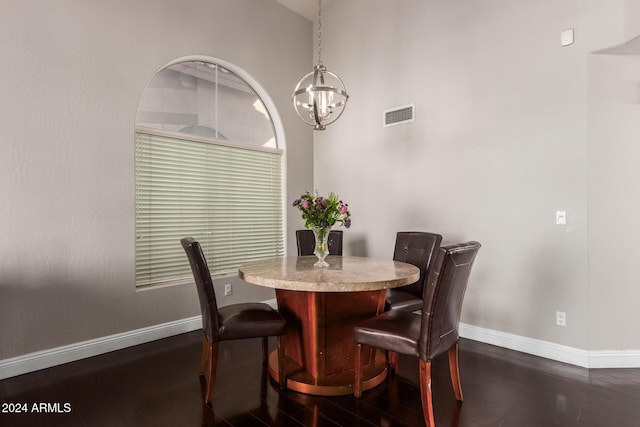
[354,344,363,398]
[277,335,287,390]
[388,351,399,376]
[419,359,435,427]
[448,343,464,402]
[262,337,269,365]
[199,336,209,376]
[204,341,218,404]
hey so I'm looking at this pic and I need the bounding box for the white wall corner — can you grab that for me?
[264,298,278,309]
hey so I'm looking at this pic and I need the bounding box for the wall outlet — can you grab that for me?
[560,28,574,47]
[555,311,567,326]
[224,284,232,296]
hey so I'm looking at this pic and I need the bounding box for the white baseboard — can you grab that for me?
[460,323,640,369]
[0,316,203,380]
[588,350,640,369]
[459,323,590,367]
[2,315,639,381]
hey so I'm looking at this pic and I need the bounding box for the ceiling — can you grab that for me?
[275,0,318,21]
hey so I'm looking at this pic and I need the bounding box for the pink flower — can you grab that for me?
[301,200,311,209]
[339,205,348,214]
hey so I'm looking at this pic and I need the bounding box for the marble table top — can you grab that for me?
[238,255,420,292]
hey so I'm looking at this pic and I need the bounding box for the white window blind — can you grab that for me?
[135,128,284,287]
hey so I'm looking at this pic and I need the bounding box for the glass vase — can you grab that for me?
[312,226,331,268]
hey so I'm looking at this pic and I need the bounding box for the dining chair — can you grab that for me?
[180,237,287,404]
[385,231,442,312]
[296,229,343,256]
[353,241,481,427]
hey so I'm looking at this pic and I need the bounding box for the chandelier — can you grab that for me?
[292,0,349,130]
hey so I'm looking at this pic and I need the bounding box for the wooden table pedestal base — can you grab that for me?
[268,349,388,396]
[268,288,389,396]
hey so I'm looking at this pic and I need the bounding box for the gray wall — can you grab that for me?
[626,0,640,39]
[0,0,313,360]
[588,44,640,350]
[2,0,639,364]
[314,0,639,351]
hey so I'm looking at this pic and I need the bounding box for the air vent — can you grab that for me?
[383,104,415,127]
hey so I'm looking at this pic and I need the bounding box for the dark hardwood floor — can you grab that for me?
[1,331,640,426]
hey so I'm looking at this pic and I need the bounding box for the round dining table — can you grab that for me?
[238,255,420,396]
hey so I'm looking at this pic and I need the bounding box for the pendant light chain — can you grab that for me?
[291,0,349,130]
[317,0,322,66]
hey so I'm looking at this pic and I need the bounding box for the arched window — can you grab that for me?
[135,59,284,288]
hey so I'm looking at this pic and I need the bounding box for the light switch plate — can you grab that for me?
[561,28,574,47]
[556,211,567,225]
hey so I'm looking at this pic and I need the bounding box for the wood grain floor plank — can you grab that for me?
[2,332,640,426]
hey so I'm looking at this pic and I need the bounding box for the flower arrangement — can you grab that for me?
[292,191,351,229]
